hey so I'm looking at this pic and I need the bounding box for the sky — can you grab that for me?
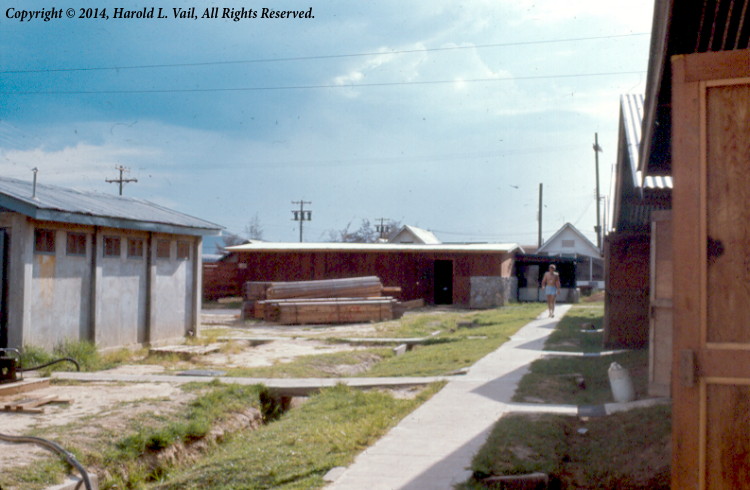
[1,0,655,246]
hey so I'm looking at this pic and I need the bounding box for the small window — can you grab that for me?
[156,239,171,259]
[66,233,87,256]
[562,239,575,248]
[34,229,56,254]
[103,236,121,258]
[176,241,190,260]
[128,238,144,258]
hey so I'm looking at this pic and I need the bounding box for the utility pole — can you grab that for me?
[31,167,38,199]
[375,218,391,240]
[106,165,137,196]
[291,200,312,242]
[538,183,543,248]
[593,133,603,250]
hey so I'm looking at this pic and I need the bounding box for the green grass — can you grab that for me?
[225,304,546,379]
[512,302,649,405]
[463,406,671,489]
[226,349,391,378]
[513,349,649,405]
[20,339,137,374]
[462,301,672,489]
[151,383,442,489]
[545,303,605,352]
[0,382,267,490]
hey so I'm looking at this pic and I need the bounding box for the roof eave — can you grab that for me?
[0,195,221,236]
[639,0,674,176]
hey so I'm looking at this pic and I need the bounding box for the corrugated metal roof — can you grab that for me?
[610,94,672,233]
[642,175,673,189]
[227,241,520,253]
[621,94,645,190]
[641,0,750,176]
[0,176,222,236]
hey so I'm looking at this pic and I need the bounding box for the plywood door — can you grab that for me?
[671,50,750,489]
[649,210,673,397]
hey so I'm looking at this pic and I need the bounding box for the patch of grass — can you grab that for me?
[468,413,574,479]
[511,302,647,405]
[462,301,671,489]
[20,340,116,374]
[0,456,69,490]
[203,297,243,310]
[152,383,443,489]
[462,406,671,489]
[2,382,266,490]
[226,349,390,378]
[363,304,546,377]
[223,304,545,379]
[545,302,605,352]
[96,382,265,488]
[514,349,649,405]
[113,382,263,457]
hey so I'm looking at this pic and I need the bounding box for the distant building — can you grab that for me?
[0,177,221,351]
[537,222,604,289]
[204,241,521,308]
[388,225,441,244]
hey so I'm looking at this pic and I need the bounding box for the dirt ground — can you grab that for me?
[0,310,383,475]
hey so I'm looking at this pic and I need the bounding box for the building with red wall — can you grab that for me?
[204,241,520,308]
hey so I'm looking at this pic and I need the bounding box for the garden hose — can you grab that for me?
[0,433,92,489]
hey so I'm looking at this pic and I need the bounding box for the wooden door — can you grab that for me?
[649,210,672,397]
[672,50,750,489]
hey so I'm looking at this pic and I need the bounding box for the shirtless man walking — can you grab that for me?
[541,264,561,318]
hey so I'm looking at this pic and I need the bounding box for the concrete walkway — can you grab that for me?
[326,305,572,490]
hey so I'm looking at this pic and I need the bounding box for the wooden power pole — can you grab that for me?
[106,165,137,196]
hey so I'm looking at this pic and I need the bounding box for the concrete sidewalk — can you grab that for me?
[326,305,572,490]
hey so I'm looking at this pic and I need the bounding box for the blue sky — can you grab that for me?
[1,0,654,245]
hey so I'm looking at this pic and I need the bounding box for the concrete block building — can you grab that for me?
[0,177,221,351]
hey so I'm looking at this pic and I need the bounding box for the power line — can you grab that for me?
[3,70,646,96]
[1,33,649,75]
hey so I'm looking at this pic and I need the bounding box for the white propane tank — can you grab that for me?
[608,362,635,403]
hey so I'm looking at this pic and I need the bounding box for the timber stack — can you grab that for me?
[241,276,404,325]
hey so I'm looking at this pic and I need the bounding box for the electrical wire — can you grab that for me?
[4,70,646,96]
[1,32,649,75]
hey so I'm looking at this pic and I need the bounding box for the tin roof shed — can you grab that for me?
[0,176,222,236]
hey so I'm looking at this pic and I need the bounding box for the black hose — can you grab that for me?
[0,433,92,490]
[21,357,81,372]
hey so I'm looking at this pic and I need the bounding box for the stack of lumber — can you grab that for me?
[266,276,383,300]
[241,277,405,325]
[263,297,398,325]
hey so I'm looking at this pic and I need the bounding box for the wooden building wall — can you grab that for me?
[603,231,651,347]
[204,249,513,306]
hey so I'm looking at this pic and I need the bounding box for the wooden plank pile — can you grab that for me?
[242,276,405,325]
[2,395,69,414]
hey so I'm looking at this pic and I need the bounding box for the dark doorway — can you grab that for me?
[434,260,453,305]
[0,230,8,348]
